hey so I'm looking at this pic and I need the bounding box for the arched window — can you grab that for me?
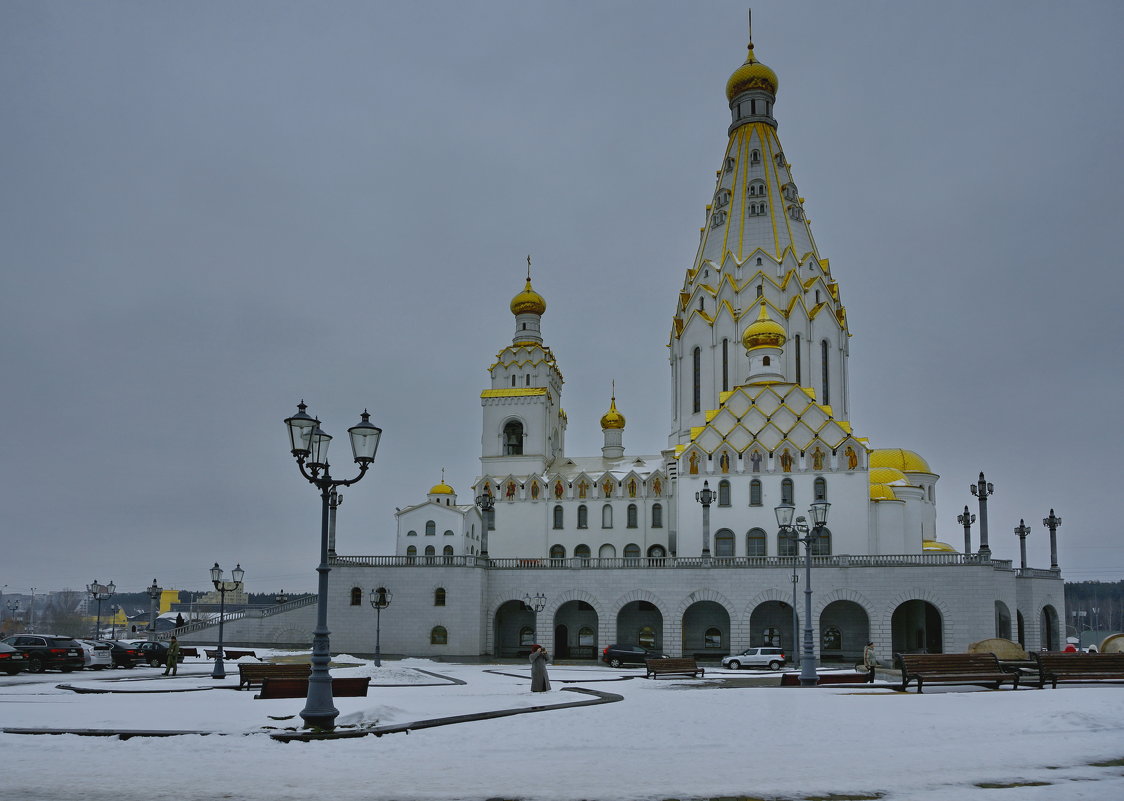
[553,505,564,529]
[599,543,616,558]
[442,545,454,561]
[406,545,417,558]
[407,529,417,537]
[692,347,701,414]
[756,284,763,297]
[814,477,827,501]
[722,338,729,391]
[578,626,595,648]
[718,480,731,507]
[724,156,735,172]
[781,478,794,505]
[503,420,524,455]
[623,543,641,559]
[821,340,830,405]
[627,504,638,528]
[651,503,663,528]
[778,529,798,557]
[747,528,767,556]
[715,528,735,557]
[350,587,362,606]
[794,333,802,384]
[425,520,435,536]
[434,588,446,606]
[751,149,761,164]
[602,504,613,528]
[574,544,591,562]
[704,627,723,648]
[430,626,448,645]
[549,544,566,560]
[443,529,454,536]
[511,375,516,387]
[647,545,666,559]
[812,527,832,556]
[424,545,435,562]
[519,626,534,646]
[756,257,763,265]
[749,479,763,506]
[577,504,588,529]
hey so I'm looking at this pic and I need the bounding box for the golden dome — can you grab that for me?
[869,483,898,501]
[870,448,932,474]
[600,396,626,430]
[429,482,455,495]
[869,467,909,486]
[726,44,779,101]
[923,540,958,552]
[742,302,787,350]
[510,278,546,316]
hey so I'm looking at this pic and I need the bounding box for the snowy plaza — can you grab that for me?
[2,653,1123,801]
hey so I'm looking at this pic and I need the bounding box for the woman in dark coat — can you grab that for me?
[529,644,551,692]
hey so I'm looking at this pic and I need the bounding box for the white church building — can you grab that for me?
[184,27,1064,662]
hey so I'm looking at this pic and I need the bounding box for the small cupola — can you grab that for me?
[743,302,786,384]
[600,386,626,460]
[427,470,457,506]
[510,256,546,344]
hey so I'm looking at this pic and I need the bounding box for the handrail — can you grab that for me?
[155,594,318,640]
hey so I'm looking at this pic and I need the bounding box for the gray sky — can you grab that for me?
[2,1,1122,597]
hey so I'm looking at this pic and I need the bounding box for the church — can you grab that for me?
[206,25,1065,662]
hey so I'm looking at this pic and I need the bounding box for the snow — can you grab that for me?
[2,651,1123,801]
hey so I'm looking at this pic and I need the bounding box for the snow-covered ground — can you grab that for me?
[1,650,1123,801]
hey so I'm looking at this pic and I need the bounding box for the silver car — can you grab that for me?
[722,647,787,670]
[77,639,113,670]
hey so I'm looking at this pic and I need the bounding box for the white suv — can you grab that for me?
[722,647,787,670]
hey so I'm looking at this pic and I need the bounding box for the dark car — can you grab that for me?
[600,643,667,668]
[134,641,184,668]
[0,642,28,675]
[1,635,85,673]
[98,640,145,669]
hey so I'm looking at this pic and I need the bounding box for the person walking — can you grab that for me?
[529,643,551,692]
[862,641,878,677]
[163,636,181,676]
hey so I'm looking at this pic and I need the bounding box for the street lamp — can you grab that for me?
[87,581,116,640]
[957,506,976,557]
[146,579,162,642]
[970,472,994,558]
[474,490,495,559]
[369,587,392,667]
[1014,519,1031,570]
[109,605,120,639]
[276,590,288,606]
[285,401,381,731]
[695,480,715,558]
[776,501,830,687]
[209,562,244,679]
[1043,509,1062,571]
[5,599,19,630]
[523,592,547,642]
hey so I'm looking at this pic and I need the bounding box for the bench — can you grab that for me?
[179,647,199,658]
[645,658,705,679]
[897,653,1019,693]
[238,662,312,690]
[205,649,221,659]
[254,676,371,700]
[1033,652,1124,689]
[223,649,258,660]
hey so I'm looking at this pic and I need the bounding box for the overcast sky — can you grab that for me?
[2,1,1122,598]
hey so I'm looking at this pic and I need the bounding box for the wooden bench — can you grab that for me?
[1033,652,1124,689]
[645,658,705,679]
[179,647,199,658]
[224,649,258,660]
[237,662,312,689]
[254,676,371,700]
[205,649,221,659]
[897,653,1019,693]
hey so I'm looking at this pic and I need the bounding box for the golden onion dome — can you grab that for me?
[600,396,626,430]
[742,302,787,350]
[726,44,779,101]
[429,482,455,496]
[923,540,958,553]
[869,483,898,501]
[870,448,932,474]
[869,467,909,486]
[510,278,546,316]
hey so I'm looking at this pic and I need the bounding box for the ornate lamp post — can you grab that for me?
[776,501,830,687]
[695,480,715,558]
[146,579,162,642]
[87,581,116,640]
[957,506,976,557]
[1043,509,1062,571]
[369,587,392,667]
[523,592,547,642]
[209,562,244,679]
[1014,519,1031,570]
[276,590,288,606]
[285,401,382,730]
[970,472,994,558]
[474,490,495,559]
[5,599,19,630]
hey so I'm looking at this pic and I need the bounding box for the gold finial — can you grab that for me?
[441,466,445,483]
[527,254,532,282]
[748,8,753,49]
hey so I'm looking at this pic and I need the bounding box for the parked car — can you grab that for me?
[76,640,113,670]
[134,641,184,668]
[600,644,667,668]
[98,641,145,669]
[1,635,85,673]
[0,642,28,675]
[722,647,787,670]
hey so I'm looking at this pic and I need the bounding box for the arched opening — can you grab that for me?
[1016,610,1026,646]
[750,600,796,653]
[602,504,613,528]
[714,528,735,558]
[651,503,663,527]
[749,479,762,506]
[493,599,536,657]
[682,600,730,659]
[819,600,869,663]
[549,544,566,560]
[746,527,767,557]
[599,543,616,559]
[577,504,588,528]
[718,480,731,506]
[892,600,943,655]
[502,420,524,455]
[617,600,663,651]
[434,588,446,606]
[623,543,641,562]
[995,600,1012,640]
[1040,604,1060,651]
[442,544,454,562]
[647,544,667,562]
[430,626,447,645]
[627,504,638,528]
[554,600,598,659]
[814,477,827,501]
[425,520,435,536]
[574,544,591,564]
[811,527,832,556]
[781,478,794,504]
[553,505,563,529]
[692,347,701,413]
